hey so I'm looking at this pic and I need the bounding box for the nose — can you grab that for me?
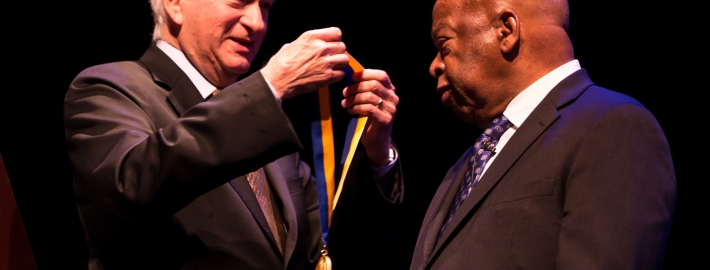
[429,53,444,78]
[241,2,266,34]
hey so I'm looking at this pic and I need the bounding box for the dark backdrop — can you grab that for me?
[1,1,695,269]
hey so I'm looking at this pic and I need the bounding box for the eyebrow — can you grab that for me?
[431,23,454,40]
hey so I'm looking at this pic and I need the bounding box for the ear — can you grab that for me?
[497,9,519,53]
[163,0,184,26]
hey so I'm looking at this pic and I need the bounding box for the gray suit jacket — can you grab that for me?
[411,70,676,270]
[64,44,400,269]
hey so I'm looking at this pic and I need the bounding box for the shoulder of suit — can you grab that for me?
[74,60,148,81]
[572,85,647,113]
[68,60,160,100]
[559,85,661,134]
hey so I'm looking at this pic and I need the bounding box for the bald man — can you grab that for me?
[410,0,676,269]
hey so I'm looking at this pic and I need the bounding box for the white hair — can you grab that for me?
[149,0,167,41]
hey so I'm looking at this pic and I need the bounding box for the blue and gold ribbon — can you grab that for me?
[310,52,366,247]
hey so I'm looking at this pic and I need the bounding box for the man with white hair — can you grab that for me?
[64,0,402,269]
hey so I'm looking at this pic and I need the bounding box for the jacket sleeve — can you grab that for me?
[557,103,677,269]
[326,144,404,269]
[64,63,302,219]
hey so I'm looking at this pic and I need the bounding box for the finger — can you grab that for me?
[342,93,398,118]
[341,92,383,108]
[346,103,394,123]
[359,69,394,89]
[321,41,346,56]
[343,86,397,111]
[342,80,396,101]
[325,53,350,69]
[302,27,342,42]
[324,69,346,85]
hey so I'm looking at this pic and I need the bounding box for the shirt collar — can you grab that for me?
[503,59,581,128]
[156,40,217,99]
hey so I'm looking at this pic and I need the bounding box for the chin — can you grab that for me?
[221,55,253,73]
[224,63,251,77]
[457,115,478,125]
[452,107,477,125]
[231,66,251,75]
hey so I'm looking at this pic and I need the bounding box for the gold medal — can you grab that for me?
[315,243,332,270]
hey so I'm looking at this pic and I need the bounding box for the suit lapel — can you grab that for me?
[138,43,203,116]
[428,69,594,263]
[227,176,282,257]
[417,150,470,266]
[263,161,298,265]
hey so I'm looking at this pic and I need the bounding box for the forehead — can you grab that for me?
[431,0,490,33]
[432,0,459,21]
[431,0,455,34]
[432,0,468,34]
[432,0,481,26]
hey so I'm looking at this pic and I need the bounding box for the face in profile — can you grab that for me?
[429,0,509,126]
[177,0,274,80]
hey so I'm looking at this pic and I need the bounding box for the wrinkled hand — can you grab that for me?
[261,27,349,99]
[341,69,399,167]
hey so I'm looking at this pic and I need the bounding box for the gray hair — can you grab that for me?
[149,0,166,41]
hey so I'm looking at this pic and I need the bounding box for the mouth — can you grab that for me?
[436,85,451,106]
[228,37,253,52]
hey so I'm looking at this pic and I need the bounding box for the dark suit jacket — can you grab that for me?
[64,44,400,269]
[411,69,676,270]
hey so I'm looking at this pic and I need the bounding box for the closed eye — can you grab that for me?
[227,0,247,8]
[437,38,451,56]
[260,0,273,10]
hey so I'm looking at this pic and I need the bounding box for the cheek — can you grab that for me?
[444,56,472,87]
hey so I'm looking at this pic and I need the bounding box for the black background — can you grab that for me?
[1,0,696,269]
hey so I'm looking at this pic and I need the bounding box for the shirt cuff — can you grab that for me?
[372,159,396,179]
[372,146,398,179]
[262,75,283,106]
[370,143,403,204]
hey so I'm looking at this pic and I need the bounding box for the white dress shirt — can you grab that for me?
[479,60,581,178]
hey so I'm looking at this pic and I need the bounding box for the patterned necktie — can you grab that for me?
[247,168,287,253]
[210,89,287,253]
[440,114,513,236]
